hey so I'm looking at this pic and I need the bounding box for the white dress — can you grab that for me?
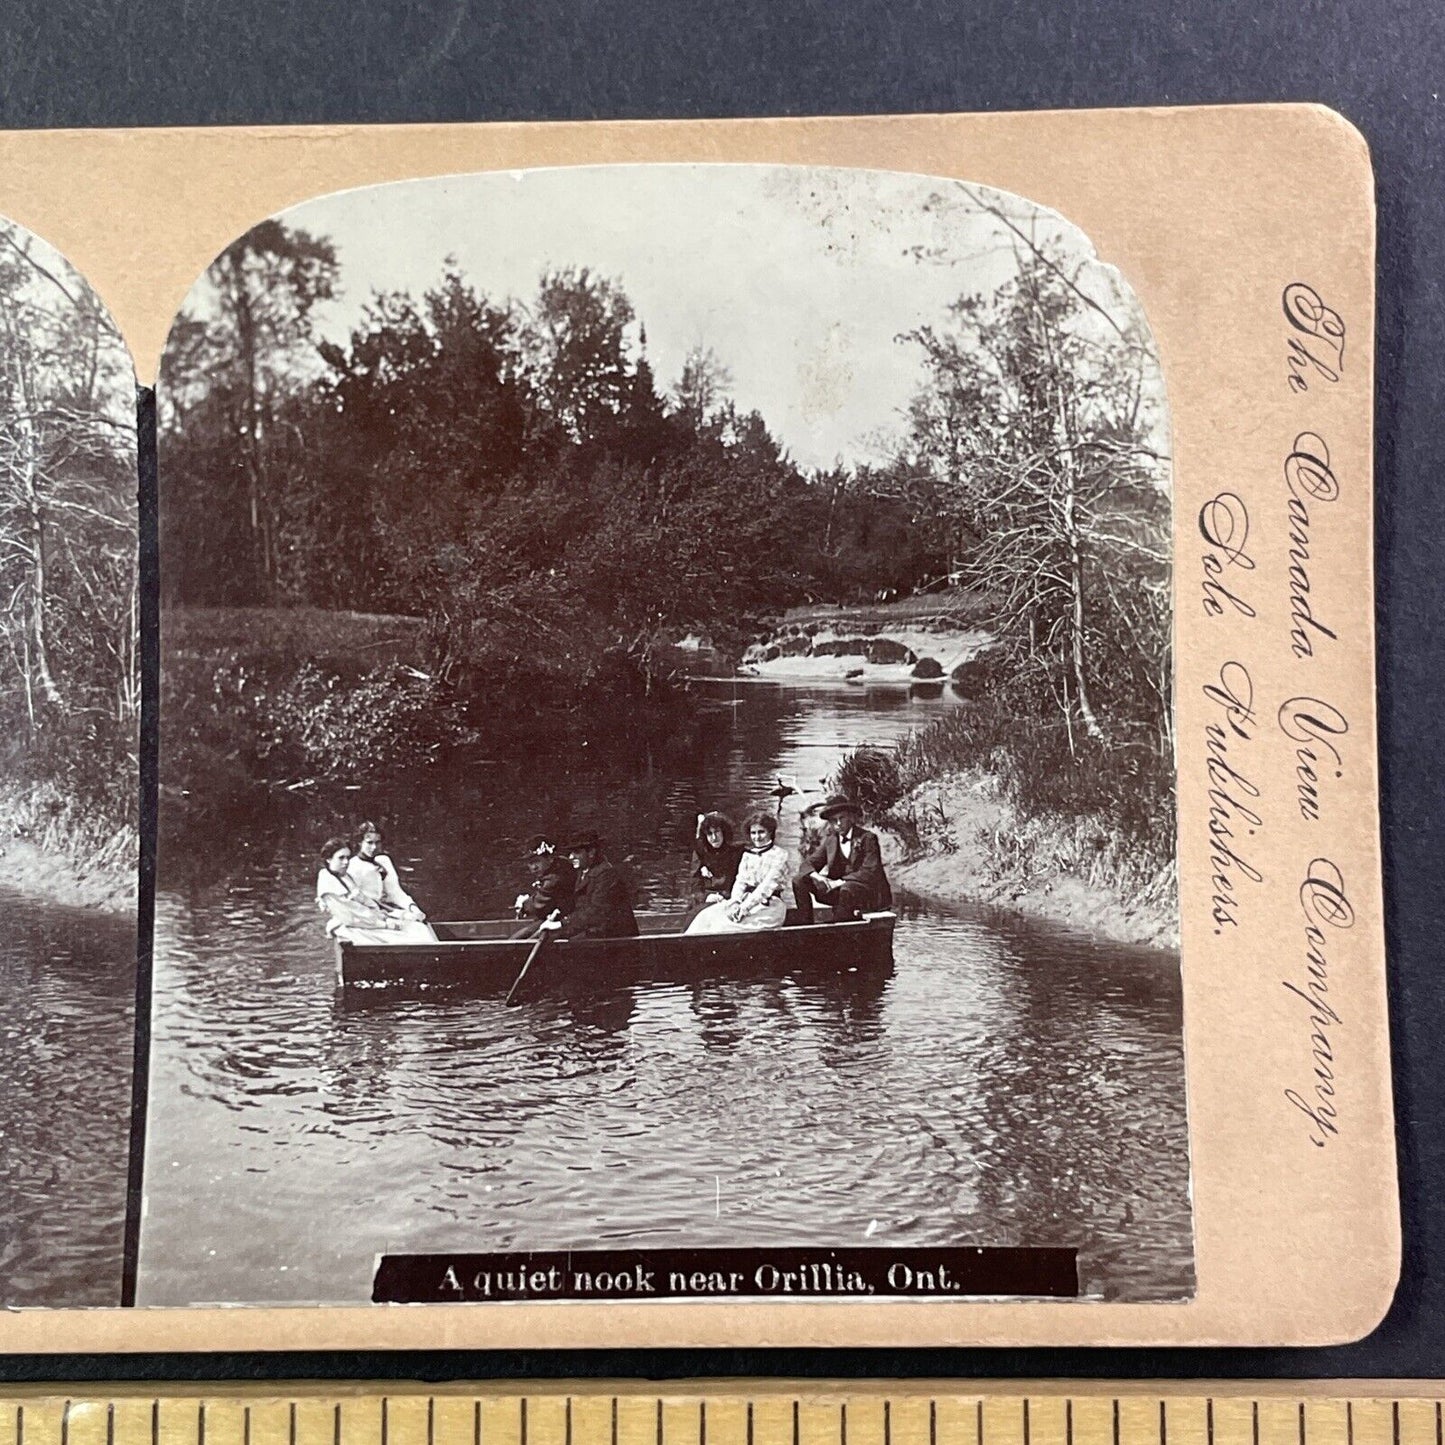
[317,869,436,945]
[346,851,424,917]
[684,844,790,934]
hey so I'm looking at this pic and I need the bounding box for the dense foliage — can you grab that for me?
[840,191,1173,874]
[159,206,1172,852]
[160,241,947,681]
[0,220,138,850]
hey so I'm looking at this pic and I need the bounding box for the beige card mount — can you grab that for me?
[0,106,1393,1349]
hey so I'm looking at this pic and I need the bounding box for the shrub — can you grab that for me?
[911,656,945,679]
[830,746,907,819]
[949,645,1012,697]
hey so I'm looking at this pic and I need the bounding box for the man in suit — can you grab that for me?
[792,795,892,924]
[552,830,640,939]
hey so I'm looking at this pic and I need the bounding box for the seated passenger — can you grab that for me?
[347,820,428,922]
[792,794,892,924]
[692,812,743,902]
[684,811,790,934]
[512,833,578,938]
[317,838,436,944]
[555,830,639,940]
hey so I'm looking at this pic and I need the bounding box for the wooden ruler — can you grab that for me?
[0,1387,1442,1445]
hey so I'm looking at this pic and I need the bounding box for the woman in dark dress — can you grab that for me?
[691,812,743,903]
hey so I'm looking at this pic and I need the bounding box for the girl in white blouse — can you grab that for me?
[346,820,427,921]
[684,811,790,934]
[317,837,435,945]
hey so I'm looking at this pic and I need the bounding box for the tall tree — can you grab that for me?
[672,344,733,429]
[898,242,1170,746]
[519,267,636,445]
[0,221,137,793]
[161,219,338,602]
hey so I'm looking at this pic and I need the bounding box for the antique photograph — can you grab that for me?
[0,217,139,1305]
[141,163,1189,1305]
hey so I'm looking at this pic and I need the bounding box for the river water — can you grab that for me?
[139,677,1193,1305]
[0,893,134,1305]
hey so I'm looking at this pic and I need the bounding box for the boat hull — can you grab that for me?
[335,908,896,993]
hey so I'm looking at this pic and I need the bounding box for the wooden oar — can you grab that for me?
[506,910,561,1005]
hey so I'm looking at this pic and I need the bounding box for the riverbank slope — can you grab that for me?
[878,770,1178,950]
[0,781,136,914]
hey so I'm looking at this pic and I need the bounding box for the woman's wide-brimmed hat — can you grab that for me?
[817,794,861,820]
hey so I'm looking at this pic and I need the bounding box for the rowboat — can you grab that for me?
[335,906,896,992]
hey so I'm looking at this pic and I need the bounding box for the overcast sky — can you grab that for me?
[252,165,1135,471]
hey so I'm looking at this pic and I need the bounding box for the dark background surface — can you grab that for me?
[2,0,1441,1383]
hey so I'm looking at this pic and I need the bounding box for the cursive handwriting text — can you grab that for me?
[1284,431,1341,658]
[1284,282,1347,393]
[1203,661,1264,933]
[1283,858,1355,1147]
[1199,491,1257,619]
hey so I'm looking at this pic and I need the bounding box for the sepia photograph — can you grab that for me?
[0,217,139,1306]
[142,164,1189,1307]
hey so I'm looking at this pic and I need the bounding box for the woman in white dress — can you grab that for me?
[684,811,790,934]
[346,820,428,922]
[317,837,436,944]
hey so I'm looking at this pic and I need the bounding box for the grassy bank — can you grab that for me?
[0,778,136,913]
[837,707,1177,950]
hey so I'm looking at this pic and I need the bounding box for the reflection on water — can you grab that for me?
[0,892,135,1305]
[142,679,1192,1304]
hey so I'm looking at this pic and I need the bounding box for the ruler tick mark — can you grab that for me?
[746,1404,753,1445]
[336,1404,343,1445]
[428,1398,435,1445]
[522,1398,529,1445]
[1395,1403,1402,1445]
[17,1403,23,1445]
[793,1401,800,1445]
[107,1403,114,1445]
[1348,1403,1354,1445]
[474,1400,481,1445]
[290,1402,297,1445]
[1298,1403,1306,1445]
[883,1402,891,1445]
[1114,1400,1121,1445]
[698,1402,704,1445]
[244,1405,252,1445]
[841,1403,847,1445]
[1160,1400,1167,1445]
[1436,1401,1442,1445]
[567,1400,573,1445]
[1067,1400,1074,1445]
[61,1401,70,1445]
[199,1403,206,1445]
[1252,1402,1260,1445]
[614,1399,621,1445]
[152,1401,160,1445]
[1207,1401,1214,1445]
[1024,1399,1032,1445]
